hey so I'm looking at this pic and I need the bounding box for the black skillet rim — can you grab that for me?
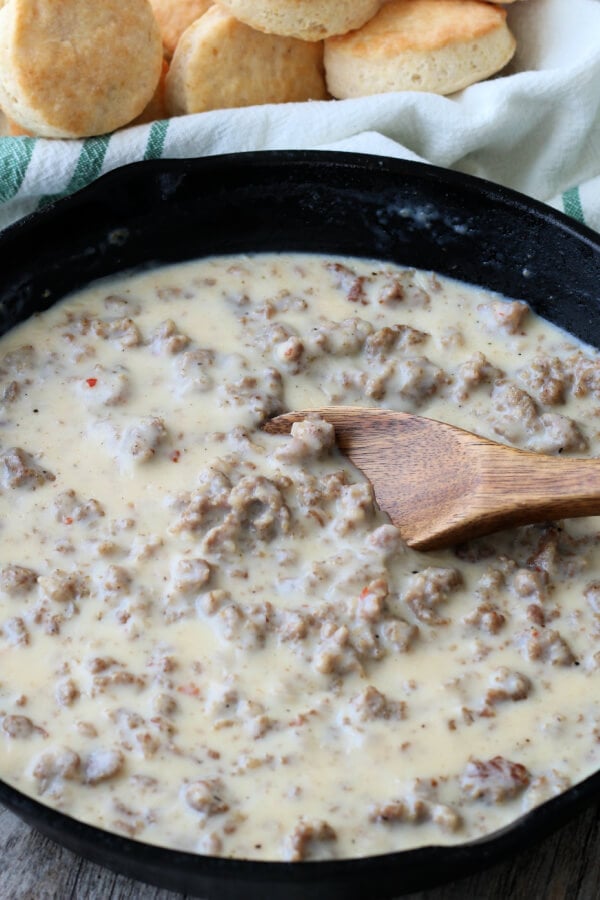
[1,150,599,332]
[0,150,599,898]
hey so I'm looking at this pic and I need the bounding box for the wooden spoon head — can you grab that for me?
[265,407,594,551]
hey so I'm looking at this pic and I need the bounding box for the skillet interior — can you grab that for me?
[0,150,599,898]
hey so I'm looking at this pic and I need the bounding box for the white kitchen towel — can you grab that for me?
[0,0,599,233]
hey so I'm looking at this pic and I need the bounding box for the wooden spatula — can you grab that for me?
[264,406,600,551]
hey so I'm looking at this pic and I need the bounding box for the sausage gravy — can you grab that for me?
[0,253,598,861]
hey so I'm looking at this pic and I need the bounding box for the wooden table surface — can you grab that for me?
[1,798,598,900]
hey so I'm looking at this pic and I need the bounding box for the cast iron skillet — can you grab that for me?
[0,151,599,899]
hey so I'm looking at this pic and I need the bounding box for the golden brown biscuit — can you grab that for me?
[218,0,382,41]
[324,0,516,99]
[149,0,213,58]
[4,116,32,136]
[165,5,328,116]
[0,0,163,138]
[132,59,170,126]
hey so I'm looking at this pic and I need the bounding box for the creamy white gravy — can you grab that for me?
[0,253,598,862]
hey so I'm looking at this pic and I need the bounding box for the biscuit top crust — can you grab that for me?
[327,0,508,55]
[0,0,163,137]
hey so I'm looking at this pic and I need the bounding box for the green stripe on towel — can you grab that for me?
[0,137,36,204]
[38,135,110,208]
[143,120,169,160]
[562,186,585,224]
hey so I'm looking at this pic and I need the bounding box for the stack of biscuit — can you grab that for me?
[0,0,525,140]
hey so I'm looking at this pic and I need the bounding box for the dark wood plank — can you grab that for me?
[1,799,599,899]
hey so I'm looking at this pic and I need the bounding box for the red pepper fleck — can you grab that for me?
[359,586,371,599]
[171,450,181,463]
[177,683,200,697]
[86,377,98,388]
[64,517,73,525]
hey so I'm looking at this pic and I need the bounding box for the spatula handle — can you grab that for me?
[474,443,600,521]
